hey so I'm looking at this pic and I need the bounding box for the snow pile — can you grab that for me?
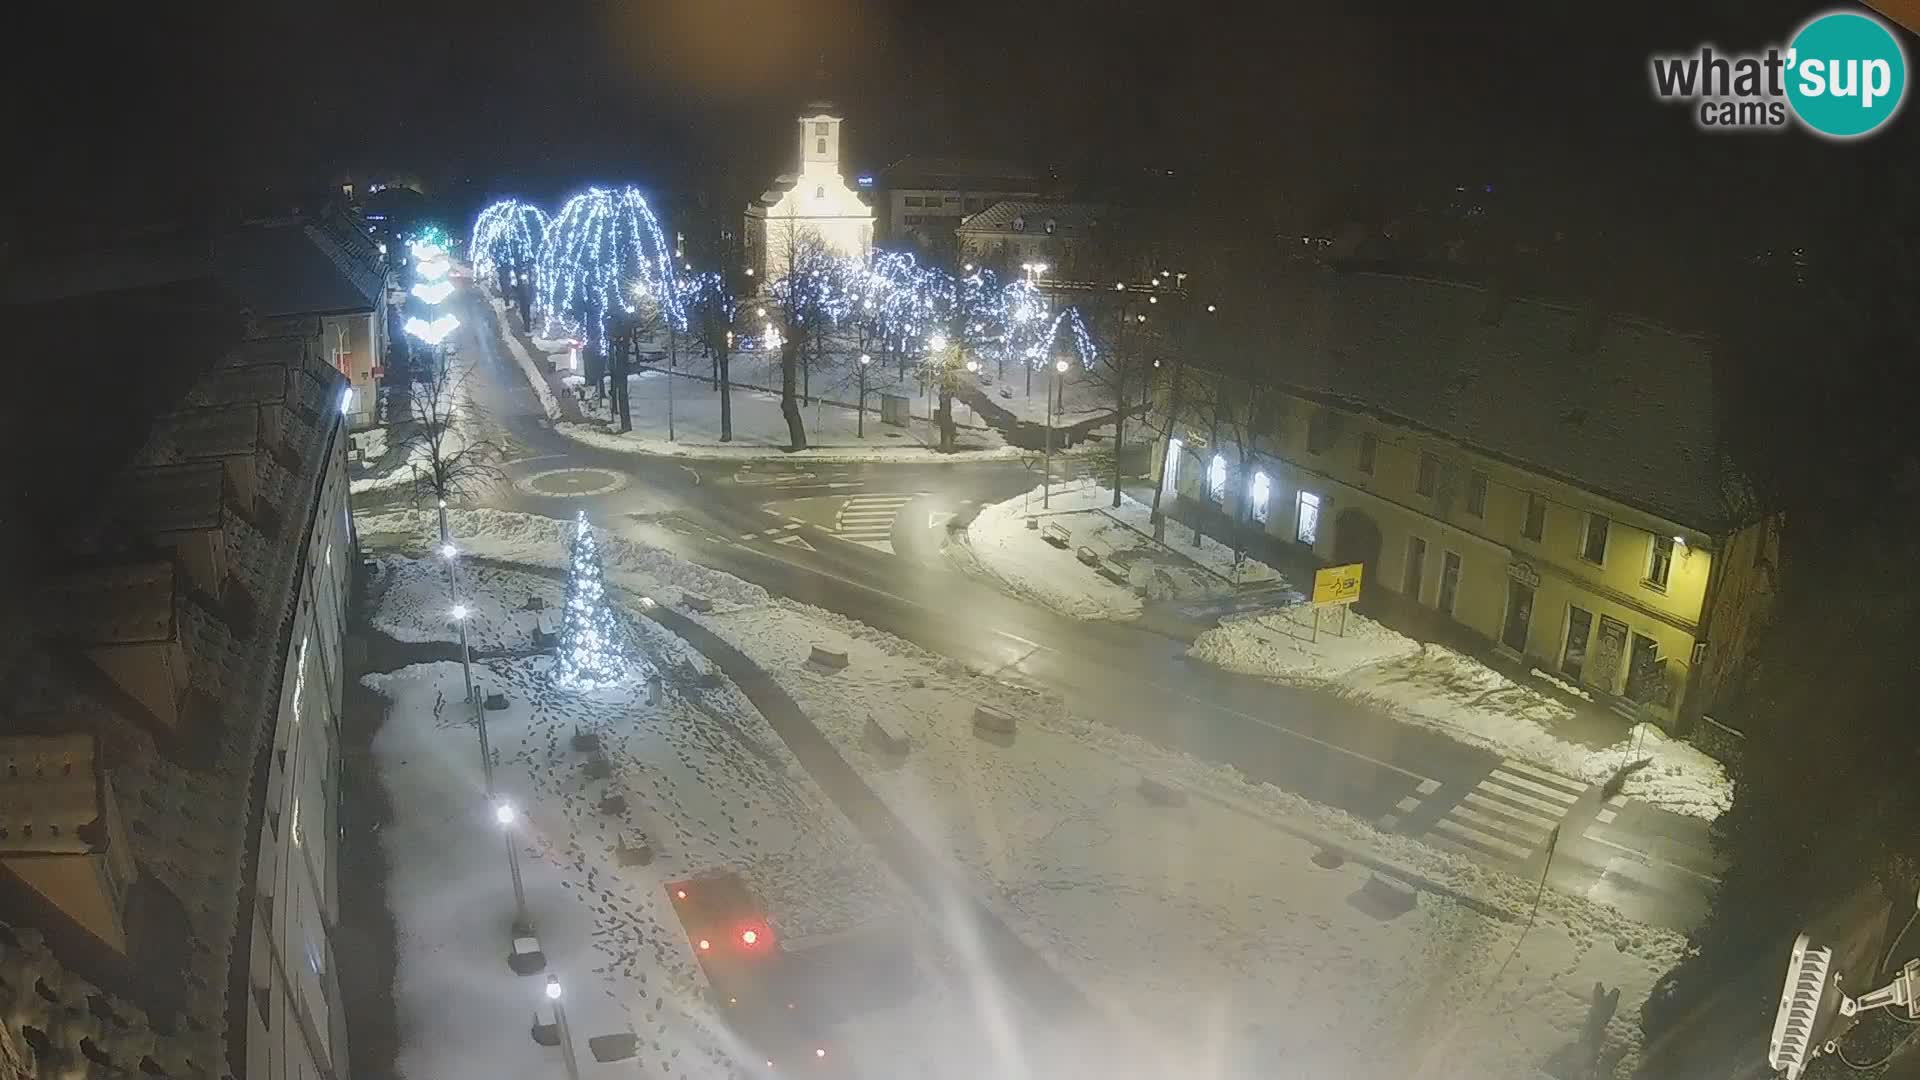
[960,479,1285,621]
[1191,605,1422,680]
[1192,611,1734,820]
[366,552,555,651]
[696,597,1686,1077]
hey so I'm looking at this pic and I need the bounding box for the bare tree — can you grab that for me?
[767,220,847,451]
[402,353,507,508]
[1085,291,1161,507]
[1182,303,1274,560]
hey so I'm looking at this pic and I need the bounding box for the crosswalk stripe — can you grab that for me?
[1487,768,1583,804]
[1472,780,1576,818]
[1493,760,1587,796]
[1394,795,1421,814]
[1595,807,1618,825]
[1432,819,1533,861]
[1451,800,1553,843]
[1459,794,1557,835]
[1415,778,1442,796]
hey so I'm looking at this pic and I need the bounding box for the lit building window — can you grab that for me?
[290,795,303,848]
[1250,472,1272,524]
[1208,454,1228,503]
[1296,491,1322,545]
[1163,438,1183,495]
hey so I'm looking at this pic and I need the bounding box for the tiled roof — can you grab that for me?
[217,219,380,319]
[956,200,1103,237]
[1251,271,1725,530]
[111,463,225,535]
[40,562,177,646]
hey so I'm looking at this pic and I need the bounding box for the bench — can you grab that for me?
[681,592,714,613]
[809,644,850,670]
[1075,545,1101,567]
[1040,521,1071,548]
[972,705,1016,735]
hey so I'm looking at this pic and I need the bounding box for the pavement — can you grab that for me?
[354,285,1725,934]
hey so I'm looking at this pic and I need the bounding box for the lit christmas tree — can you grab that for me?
[553,511,626,689]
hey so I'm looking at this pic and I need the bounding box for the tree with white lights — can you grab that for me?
[471,199,549,328]
[537,186,680,419]
[553,512,626,689]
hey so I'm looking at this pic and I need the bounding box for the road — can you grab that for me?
[359,285,1723,934]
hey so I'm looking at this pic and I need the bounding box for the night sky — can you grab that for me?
[9,0,1914,246]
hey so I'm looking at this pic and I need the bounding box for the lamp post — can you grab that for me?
[495,800,532,936]
[450,605,495,793]
[1044,357,1069,508]
[545,977,581,1080]
[857,353,871,437]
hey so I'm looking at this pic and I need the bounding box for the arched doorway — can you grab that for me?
[1331,509,1384,604]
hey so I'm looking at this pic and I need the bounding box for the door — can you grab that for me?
[1404,536,1428,601]
[1561,605,1594,680]
[1591,616,1629,692]
[1625,632,1664,704]
[1501,580,1535,653]
[1437,551,1462,615]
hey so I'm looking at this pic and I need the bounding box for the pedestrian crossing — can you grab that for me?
[834,493,916,553]
[1427,760,1586,863]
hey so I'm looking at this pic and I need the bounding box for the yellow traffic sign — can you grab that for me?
[1312,563,1364,606]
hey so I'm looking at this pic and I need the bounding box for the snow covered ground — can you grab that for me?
[1192,610,1734,820]
[958,478,1287,621]
[553,370,1024,462]
[966,362,1121,428]
[361,507,1691,1077]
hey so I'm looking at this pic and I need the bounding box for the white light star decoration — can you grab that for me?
[470,198,550,289]
[404,313,461,345]
[536,185,681,355]
[552,511,628,690]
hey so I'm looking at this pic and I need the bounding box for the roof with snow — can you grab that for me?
[957,200,1104,238]
[217,215,383,318]
[1248,270,1724,530]
[881,156,1043,189]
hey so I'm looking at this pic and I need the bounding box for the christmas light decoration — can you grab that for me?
[416,256,451,282]
[470,199,550,288]
[536,185,681,353]
[552,511,627,689]
[404,313,461,345]
[411,280,455,305]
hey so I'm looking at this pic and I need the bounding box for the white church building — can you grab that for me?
[744,102,873,278]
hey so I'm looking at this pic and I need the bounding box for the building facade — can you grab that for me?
[955,201,1107,279]
[1152,271,1775,731]
[744,104,874,278]
[875,156,1045,252]
[0,308,353,1077]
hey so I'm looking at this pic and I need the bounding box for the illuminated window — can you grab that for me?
[290,795,303,848]
[1162,438,1182,495]
[1207,454,1227,502]
[1250,472,1272,524]
[1295,491,1321,544]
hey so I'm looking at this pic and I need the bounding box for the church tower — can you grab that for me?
[799,105,842,171]
[743,100,873,278]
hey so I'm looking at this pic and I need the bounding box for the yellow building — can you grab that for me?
[1152,271,1776,731]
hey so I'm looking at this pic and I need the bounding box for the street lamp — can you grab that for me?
[1044,357,1070,509]
[495,800,531,935]
[545,977,581,1080]
[856,353,874,438]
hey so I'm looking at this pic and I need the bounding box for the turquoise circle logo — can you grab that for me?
[1786,11,1907,138]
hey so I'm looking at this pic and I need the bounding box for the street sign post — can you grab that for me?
[1308,563,1364,640]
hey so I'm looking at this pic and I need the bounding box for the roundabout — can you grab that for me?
[515,466,629,498]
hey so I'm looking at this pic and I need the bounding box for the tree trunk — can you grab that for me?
[718,348,733,442]
[937,382,956,452]
[1112,403,1127,508]
[613,348,632,432]
[780,334,807,450]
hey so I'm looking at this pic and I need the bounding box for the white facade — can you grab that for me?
[745,109,873,276]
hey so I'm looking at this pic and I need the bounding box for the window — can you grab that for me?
[814,185,825,200]
[1162,438,1182,496]
[1645,536,1674,590]
[945,195,961,204]
[1522,492,1546,541]
[1561,605,1594,680]
[815,121,829,136]
[1416,452,1440,496]
[1207,454,1228,502]
[904,196,925,207]
[1045,218,1058,234]
[816,138,827,155]
[1296,491,1321,544]
[1582,513,1610,565]
[1250,472,1272,524]
[1358,433,1377,474]
[1466,470,1488,517]
[1437,551,1462,615]
[1307,411,1333,454]
[1404,536,1428,599]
